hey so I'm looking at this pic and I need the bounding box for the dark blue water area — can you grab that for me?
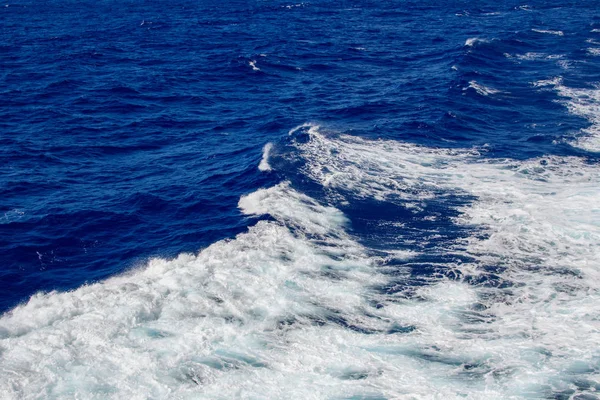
[1,0,599,312]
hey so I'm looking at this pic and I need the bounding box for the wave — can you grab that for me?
[0,209,25,225]
[1,125,599,398]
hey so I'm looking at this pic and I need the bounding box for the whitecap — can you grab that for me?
[464,37,487,47]
[532,28,564,36]
[557,59,573,70]
[532,76,562,87]
[258,142,273,172]
[282,3,304,9]
[465,80,501,96]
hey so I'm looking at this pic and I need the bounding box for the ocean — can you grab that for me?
[1,0,600,398]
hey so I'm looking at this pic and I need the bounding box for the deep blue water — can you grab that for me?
[2,1,600,398]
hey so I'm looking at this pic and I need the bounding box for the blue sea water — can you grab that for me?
[2,0,600,398]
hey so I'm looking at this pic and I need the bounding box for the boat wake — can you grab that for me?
[1,125,599,399]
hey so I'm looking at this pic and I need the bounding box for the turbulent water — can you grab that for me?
[2,1,600,399]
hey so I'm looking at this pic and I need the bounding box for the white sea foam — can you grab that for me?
[1,209,25,224]
[465,81,501,96]
[532,76,562,87]
[513,52,565,61]
[249,60,260,71]
[557,59,574,70]
[515,52,544,60]
[258,142,273,171]
[531,29,564,36]
[464,37,487,47]
[2,125,600,399]
[588,47,600,56]
[560,83,600,152]
[282,3,305,9]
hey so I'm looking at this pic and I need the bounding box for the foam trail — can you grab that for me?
[258,142,273,171]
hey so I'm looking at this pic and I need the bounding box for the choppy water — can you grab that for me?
[2,1,600,398]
